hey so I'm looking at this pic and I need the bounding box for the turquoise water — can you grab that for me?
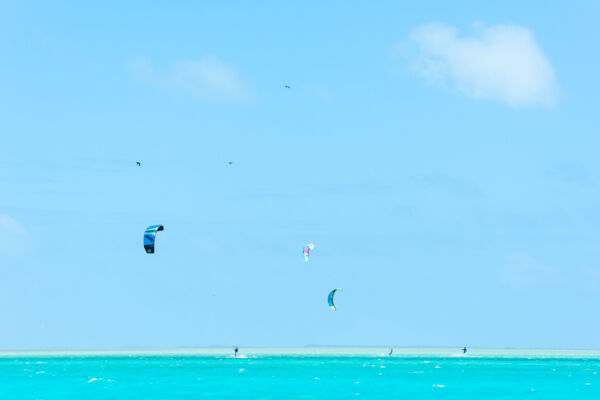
[2,350,600,399]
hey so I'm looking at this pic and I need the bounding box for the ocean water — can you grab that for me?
[1,348,600,399]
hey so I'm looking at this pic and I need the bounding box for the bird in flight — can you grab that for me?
[284,85,291,89]
[136,162,141,166]
[228,161,233,165]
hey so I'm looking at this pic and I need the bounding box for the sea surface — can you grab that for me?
[1,348,599,399]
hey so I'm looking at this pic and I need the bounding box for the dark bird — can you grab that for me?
[228,161,233,165]
[136,162,141,166]
[284,85,291,89]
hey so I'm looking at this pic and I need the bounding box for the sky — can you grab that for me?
[1,0,600,350]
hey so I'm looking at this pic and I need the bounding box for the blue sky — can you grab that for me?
[1,1,600,349]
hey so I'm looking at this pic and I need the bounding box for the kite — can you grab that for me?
[144,225,164,254]
[303,243,314,262]
[328,288,342,311]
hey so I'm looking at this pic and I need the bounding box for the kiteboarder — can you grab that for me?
[136,161,141,166]
[462,347,467,354]
[284,85,291,89]
[389,348,393,356]
[234,346,239,358]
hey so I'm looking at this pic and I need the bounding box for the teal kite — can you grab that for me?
[328,288,342,311]
[144,225,164,254]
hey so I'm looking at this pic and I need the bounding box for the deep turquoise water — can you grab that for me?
[2,353,600,399]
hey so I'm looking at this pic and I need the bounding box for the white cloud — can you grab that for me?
[0,215,28,255]
[501,253,559,287]
[128,56,250,101]
[408,23,558,107]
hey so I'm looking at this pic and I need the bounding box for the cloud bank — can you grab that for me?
[129,56,249,101]
[408,23,558,107]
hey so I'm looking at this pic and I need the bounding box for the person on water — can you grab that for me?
[234,346,239,358]
[462,347,467,354]
[389,348,393,356]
